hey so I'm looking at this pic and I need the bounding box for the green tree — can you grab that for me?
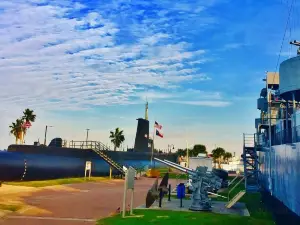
[176,148,187,156]
[9,119,23,144]
[212,147,225,169]
[109,128,125,151]
[223,152,233,164]
[192,144,207,156]
[21,108,36,143]
[22,108,36,123]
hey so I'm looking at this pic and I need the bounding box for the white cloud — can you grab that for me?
[0,0,212,112]
[132,88,228,105]
[167,100,231,107]
[0,0,237,150]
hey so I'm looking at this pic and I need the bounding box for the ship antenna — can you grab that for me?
[145,97,149,121]
[290,40,300,55]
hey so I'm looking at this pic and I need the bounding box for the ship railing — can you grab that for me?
[68,140,125,175]
[243,133,255,148]
[68,141,111,151]
[256,133,268,147]
[258,125,300,146]
[273,128,293,145]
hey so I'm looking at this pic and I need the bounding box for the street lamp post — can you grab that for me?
[186,141,189,168]
[186,141,193,168]
[44,125,53,146]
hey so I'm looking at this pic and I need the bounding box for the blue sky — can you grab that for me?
[0,0,299,153]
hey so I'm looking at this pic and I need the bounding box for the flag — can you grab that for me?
[154,121,162,129]
[156,129,163,138]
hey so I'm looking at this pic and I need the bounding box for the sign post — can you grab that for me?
[85,161,92,180]
[122,166,136,218]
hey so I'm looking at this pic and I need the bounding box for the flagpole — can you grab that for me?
[151,122,155,167]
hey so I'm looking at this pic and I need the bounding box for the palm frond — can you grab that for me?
[22,108,36,122]
[109,128,125,150]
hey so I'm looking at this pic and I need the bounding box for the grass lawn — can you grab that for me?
[0,204,22,212]
[97,209,273,225]
[211,177,272,221]
[158,168,188,180]
[5,177,110,187]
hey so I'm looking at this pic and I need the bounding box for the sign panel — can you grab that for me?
[85,161,92,170]
[126,167,136,189]
[122,166,136,218]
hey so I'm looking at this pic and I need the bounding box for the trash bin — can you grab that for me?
[177,183,185,199]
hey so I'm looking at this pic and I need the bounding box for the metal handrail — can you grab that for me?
[227,176,245,202]
[228,173,241,187]
[69,140,112,151]
[68,140,125,174]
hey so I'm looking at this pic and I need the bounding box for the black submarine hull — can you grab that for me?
[0,145,177,181]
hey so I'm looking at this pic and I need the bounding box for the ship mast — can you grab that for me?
[145,99,149,121]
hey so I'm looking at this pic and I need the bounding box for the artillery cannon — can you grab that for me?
[154,158,222,211]
[145,172,169,208]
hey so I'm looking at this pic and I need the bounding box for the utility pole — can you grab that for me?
[44,125,53,146]
[186,141,189,168]
[86,129,90,148]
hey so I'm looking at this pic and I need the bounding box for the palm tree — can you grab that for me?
[109,128,125,151]
[212,147,225,169]
[223,152,233,164]
[22,108,36,124]
[21,108,36,143]
[9,119,23,144]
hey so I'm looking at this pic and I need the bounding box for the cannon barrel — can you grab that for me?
[163,160,194,173]
[154,158,195,175]
[165,160,224,178]
[161,159,219,179]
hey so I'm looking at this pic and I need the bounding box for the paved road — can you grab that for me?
[0,178,181,225]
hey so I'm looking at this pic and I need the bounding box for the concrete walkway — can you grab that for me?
[0,178,181,225]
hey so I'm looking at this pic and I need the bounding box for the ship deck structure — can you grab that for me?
[243,44,300,217]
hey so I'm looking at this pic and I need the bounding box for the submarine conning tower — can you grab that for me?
[133,101,151,152]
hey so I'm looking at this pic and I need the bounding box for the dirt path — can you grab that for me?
[0,178,182,225]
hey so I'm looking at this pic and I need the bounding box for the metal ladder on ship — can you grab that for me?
[242,133,259,192]
[93,142,126,177]
[69,141,126,177]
